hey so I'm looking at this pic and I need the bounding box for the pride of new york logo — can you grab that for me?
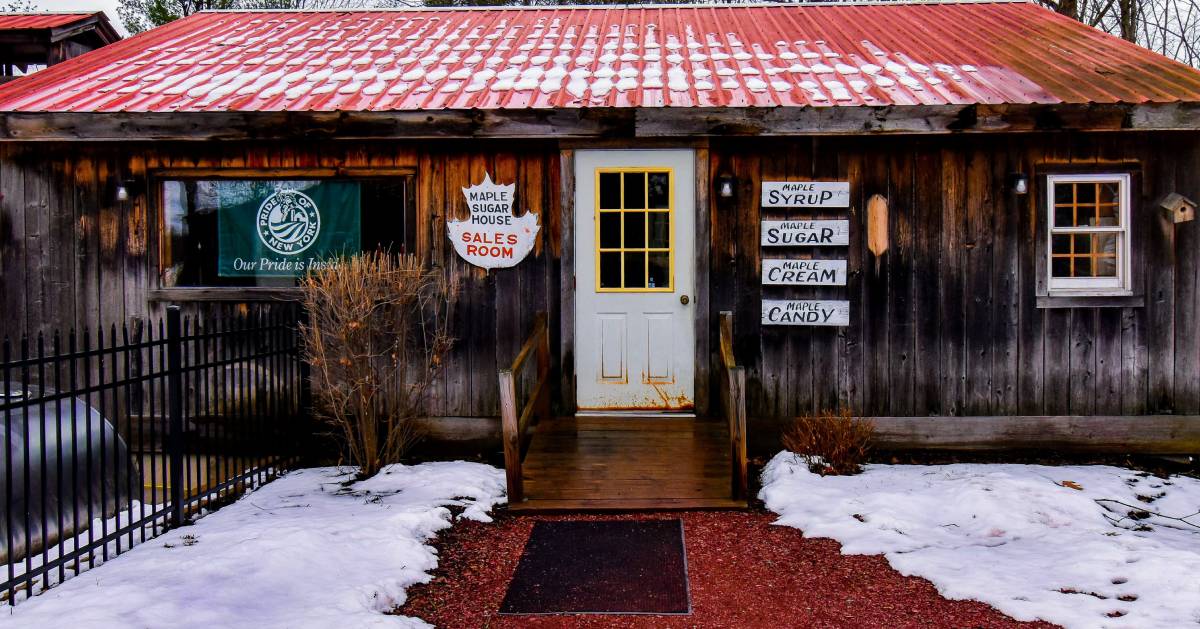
[256,189,321,255]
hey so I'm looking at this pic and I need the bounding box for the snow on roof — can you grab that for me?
[0,12,100,30]
[0,2,1198,113]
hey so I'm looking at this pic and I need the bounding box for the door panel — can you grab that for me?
[575,150,695,411]
[599,314,626,381]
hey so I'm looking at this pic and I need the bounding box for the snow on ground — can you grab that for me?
[1,461,505,629]
[761,452,1200,628]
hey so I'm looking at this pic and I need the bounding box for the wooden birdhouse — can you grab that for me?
[1158,192,1196,224]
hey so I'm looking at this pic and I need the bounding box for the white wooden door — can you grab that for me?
[574,150,695,411]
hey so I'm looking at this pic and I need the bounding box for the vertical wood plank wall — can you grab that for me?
[710,132,1200,421]
[1,132,1198,423]
[0,140,560,418]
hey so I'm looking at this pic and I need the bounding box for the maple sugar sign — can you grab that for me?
[447,173,539,269]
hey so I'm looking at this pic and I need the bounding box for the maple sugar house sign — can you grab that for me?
[447,173,539,269]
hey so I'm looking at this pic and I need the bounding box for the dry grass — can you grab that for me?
[782,410,875,476]
[299,251,456,478]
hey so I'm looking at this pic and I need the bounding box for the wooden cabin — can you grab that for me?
[1,3,1199,509]
[0,12,119,83]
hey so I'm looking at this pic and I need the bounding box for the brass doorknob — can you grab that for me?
[680,294,690,305]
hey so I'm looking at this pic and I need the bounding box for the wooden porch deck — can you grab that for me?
[509,416,746,512]
[499,311,748,511]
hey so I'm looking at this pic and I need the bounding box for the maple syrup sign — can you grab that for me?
[447,173,539,269]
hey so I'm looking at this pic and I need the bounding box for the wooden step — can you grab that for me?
[506,497,748,513]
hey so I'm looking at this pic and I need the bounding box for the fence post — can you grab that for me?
[166,305,185,528]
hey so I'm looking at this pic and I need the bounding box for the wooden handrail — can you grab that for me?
[498,311,551,504]
[719,311,748,500]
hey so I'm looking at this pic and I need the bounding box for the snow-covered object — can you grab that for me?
[760,453,1200,629]
[3,5,1178,114]
[0,462,506,629]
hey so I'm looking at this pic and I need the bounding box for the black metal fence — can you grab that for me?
[1,304,308,605]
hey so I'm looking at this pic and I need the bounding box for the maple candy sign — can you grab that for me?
[446,173,539,269]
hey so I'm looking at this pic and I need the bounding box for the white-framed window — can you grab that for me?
[1046,173,1131,295]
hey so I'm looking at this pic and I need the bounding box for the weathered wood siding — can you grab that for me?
[710,132,1200,419]
[2,131,1198,425]
[0,140,561,417]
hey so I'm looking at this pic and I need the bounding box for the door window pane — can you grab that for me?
[648,211,669,248]
[600,252,621,288]
[599,172,621,209]
[623,252,646,288]
[623,172,646,209]
[623,211,646,248]
[648,252,669,288]
[648,172,670,209]
[599,212,620,248]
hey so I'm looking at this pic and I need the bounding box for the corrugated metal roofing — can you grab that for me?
[0,12,99,30]
[1,2,1199,113]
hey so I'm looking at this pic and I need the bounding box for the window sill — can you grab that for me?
[148,287,302,302]
[1037,293,1143,309]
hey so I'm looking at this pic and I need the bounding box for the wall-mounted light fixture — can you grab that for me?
[114,178,140,203]
[715,173,736,199]
[1007,172,1029,195]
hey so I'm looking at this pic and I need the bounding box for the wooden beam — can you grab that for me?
[869,415,1200,454]
[3,103,1199,142]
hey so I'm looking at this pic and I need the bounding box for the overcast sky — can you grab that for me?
[36,0,127,34]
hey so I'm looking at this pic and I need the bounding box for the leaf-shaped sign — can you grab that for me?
[446,173,539,269]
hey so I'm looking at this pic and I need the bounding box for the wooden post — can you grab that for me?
[535,312,551,425]
[718,311,748,500]
[498,368,522,503]
[729,366,748,500]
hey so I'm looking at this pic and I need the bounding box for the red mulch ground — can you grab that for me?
[400,510,1060,628]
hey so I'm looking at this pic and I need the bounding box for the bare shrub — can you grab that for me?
[299,251,455,478]
[782,409,875,476]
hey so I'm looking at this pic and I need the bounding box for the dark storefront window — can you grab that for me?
[159,176,414,288]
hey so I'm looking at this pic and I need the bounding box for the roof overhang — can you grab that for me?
[1,102,1197,141]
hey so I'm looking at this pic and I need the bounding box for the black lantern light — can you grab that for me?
[1007,172,1029,195]
[715,173,736,199]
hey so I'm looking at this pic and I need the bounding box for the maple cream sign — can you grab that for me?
[447,173,539,269]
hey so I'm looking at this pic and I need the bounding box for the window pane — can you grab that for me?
[1076,182,1096,205]
[1074,233,1093,255]
[599,172,621,209]
[1098,182,1119,206]
[1089,198,1119,227]
[648,172,670,209]
[624,251,646,288]
[1054,183,1074,206]
[1054,201,1076,228]
[600,251,621,288]
[1052,257,1072,278]
[1051,234,1073,256]
[1094,234,1119,277]
[624,210,646,248]
[1074,255,1093,277]
[599,212,620,248]
[161,178,388,288]
[648,211,670,248]
[623,172,646,209]
[648,252,670,289]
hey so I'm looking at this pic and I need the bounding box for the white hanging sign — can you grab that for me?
[447,173,539,269]
[762,300,850,327]
[761,259,847,286]
[761,220,850,246]
[761,181,850,208]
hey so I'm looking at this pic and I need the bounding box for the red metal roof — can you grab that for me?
[1,2,1199,113]
[0,13,99,30]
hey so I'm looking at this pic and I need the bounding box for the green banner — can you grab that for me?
[217,181,361,277]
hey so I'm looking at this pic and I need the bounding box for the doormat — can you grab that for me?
[499,519,691,615]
